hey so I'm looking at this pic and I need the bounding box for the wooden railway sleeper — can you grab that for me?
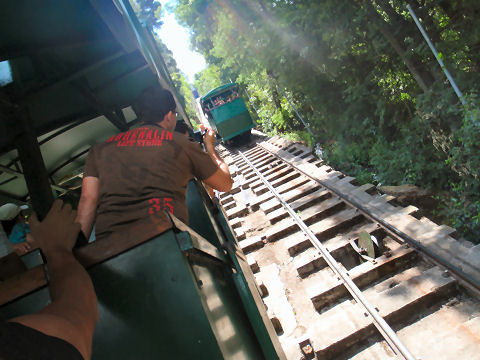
[238,148,418,360]
[257,141,480,295]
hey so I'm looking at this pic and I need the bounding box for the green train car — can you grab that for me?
[200,83,256,142]
[0,1,285,359]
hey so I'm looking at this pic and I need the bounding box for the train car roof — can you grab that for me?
[0,0,172,201]
[200,83,238,103]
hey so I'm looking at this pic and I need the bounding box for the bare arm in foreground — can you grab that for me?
[10,200,98,360]
[76,176,100,239]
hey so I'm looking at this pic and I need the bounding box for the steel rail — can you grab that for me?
[256,143,480,295]
[238,150,417,360]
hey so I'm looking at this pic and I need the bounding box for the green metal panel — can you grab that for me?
[186,180,221,247]
[20,53,156,127]
[210,98,249,121]
[175,231,266,359]
[1,229,269,359]
[85,52,147,89]
[215,111,256,141]
[200,83,256,140]
[0,0,118,61]
[214,203,287,360]
[89,230,227,359]
[204,95,255,141]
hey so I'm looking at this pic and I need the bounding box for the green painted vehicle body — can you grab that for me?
[2,230,265,359]
[200,83,255,141]
[1,182,285,359]
[90,229,264,359]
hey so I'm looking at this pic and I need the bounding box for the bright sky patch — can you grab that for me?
[156,2,206,83]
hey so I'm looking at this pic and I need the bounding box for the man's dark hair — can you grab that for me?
[133,86,176,124]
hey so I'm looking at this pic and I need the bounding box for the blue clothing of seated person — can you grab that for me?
[9,222,31,244]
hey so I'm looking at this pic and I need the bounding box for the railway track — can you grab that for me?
[217,135,480,360]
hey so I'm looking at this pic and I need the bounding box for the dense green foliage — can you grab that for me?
[194,64,224,95]
[132,0,163,29]
[171,0,480,241]
[133,0,197,123]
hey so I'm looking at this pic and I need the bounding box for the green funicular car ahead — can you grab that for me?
[200,83,256,143]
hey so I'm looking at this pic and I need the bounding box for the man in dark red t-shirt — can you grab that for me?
[76,87,233,242]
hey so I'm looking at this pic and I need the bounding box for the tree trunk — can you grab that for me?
[363,1,434,92]
[266,70,283,111]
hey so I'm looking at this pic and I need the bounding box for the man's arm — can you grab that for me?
[10,200,98,360]
[76,177,100,239]
[202,129,233,192]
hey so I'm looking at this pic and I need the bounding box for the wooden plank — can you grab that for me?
[309,208,365,242]
[249,176,311,210]
[0,265,47,306]
[249,167,294,190]
[308,246,417,311]
[253,172,302,196]
[0,253,27,281]
[265,189,330,223]
[239,236,264,254]
[225,204,248,220]
[265,197,345,242]
[309,267,456,359]
[288,222,379,259]
[75,222,173,268]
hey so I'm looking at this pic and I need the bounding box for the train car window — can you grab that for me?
[201,85,242,113]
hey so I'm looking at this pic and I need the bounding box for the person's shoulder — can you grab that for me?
[88,138,109,152]
[85,139,112,166]
[89,142,103,152]
[172,132,197,146]
[91,133,120,152]
[85,142,104,160]
[172,133,207,156]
